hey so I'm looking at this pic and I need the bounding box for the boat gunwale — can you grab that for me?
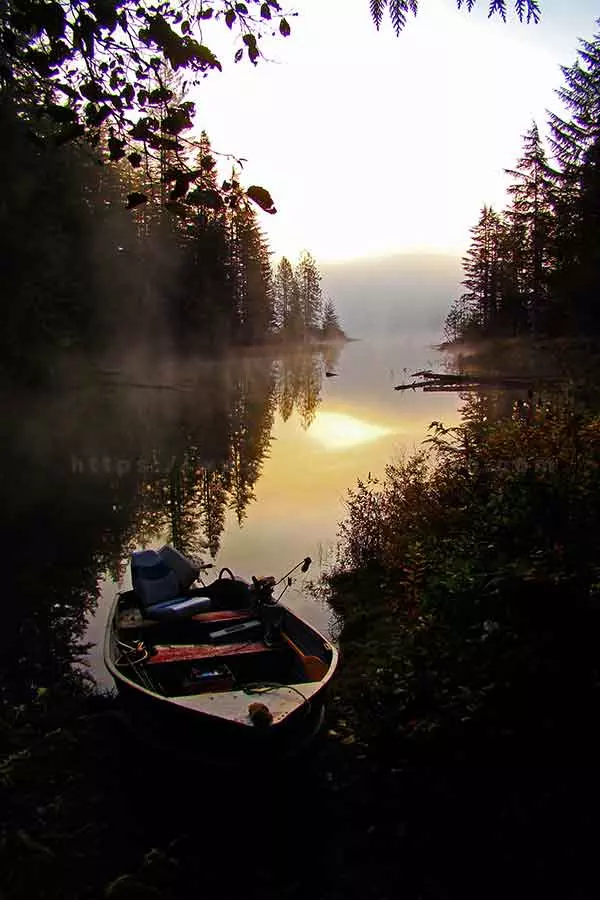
[103,590,339,730]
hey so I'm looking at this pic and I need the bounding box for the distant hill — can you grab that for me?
[321,253,462,340]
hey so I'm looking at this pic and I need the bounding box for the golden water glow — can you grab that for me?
[307,411,392,450]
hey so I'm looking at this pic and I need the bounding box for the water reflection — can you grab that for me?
[1,337,461,698]
[308,411,392,449]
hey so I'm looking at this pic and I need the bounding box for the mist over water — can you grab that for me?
[322,253,462,339]
[1,296,461,696]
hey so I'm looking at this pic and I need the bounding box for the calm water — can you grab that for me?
[1,335,460,697]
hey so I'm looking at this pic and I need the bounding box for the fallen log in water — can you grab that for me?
[395,372,568,392]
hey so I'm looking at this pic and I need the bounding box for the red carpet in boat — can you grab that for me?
[190,609,251,624]
[148,641,271,665]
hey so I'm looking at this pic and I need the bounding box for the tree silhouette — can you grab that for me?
[273,256,301,336]
[321,297,345,339]
[296,250,323,338]
[504,123,556,335]
[0,0,282,217]
[369,0,541,35]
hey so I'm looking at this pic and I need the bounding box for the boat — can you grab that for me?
[104,551,338,762]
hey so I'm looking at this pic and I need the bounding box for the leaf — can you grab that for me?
[246,185,277,214]
[121,83,134,105]
[44,104,77,124]
[235,3,249,12]
[126,192,148,210]
[225,9,236,28]
[80,80,104,102]
[74,12,97,57]
[187,187,224,209]
[234,47,243,62]
[279,17,291,36]
[54,123,85,145]
[199,8,214,19]
[260,3,272,19]
[87,104,112,126]
[243,33,259,64]
[93,0,119,32]
[108,136,126,161]
[147,86,174,105]
[146,134,182,151]
[38,1,67,39]
[129,116,159,140]
[128,152,142,168]
[170,175,193,200]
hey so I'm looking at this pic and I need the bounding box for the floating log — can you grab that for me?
[395,371,568,393]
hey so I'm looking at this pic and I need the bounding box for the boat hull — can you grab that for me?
[104,589,337,764]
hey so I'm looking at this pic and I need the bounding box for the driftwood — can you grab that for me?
[394,371,567,393]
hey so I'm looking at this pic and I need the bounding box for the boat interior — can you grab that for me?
[114,590,330,699]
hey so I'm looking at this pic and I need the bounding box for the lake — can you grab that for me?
[0,334,460,698]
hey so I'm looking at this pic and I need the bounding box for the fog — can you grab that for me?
[322,253,463,339]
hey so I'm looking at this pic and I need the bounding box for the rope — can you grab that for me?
[241,682,312,716]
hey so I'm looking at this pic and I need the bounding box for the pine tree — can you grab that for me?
[224,172,273,344]
[548,26,600,173]
[453,206,505,336]
[273,257,302,336]
[295,250,323,338]
[547,22,600,331]
[321,297,344,338]
[504,122,556,334]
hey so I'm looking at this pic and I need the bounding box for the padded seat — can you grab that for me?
[145,595,213,620]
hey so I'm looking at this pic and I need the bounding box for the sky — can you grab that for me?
[193,0,599,263]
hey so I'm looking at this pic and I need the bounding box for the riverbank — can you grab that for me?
[4,666,600,900]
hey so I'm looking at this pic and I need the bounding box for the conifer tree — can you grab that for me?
[504,123,556,334]
[273,257,300,334]
[321,297,343,338]
[456,206,505,335]
[548,23,600,331]
[295,250,323,337]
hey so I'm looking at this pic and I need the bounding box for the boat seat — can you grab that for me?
[144,595,212,621]
[118,607,254,631]
[147,641,278,666]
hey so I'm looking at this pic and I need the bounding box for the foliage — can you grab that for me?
[447,21,600,342]
[0,0,287,212]
[272,252,344,341]
[329,395,600,757]
[321,296,345,338]
[370,0,541,35]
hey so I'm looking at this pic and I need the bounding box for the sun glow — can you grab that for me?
[308,411,392,450]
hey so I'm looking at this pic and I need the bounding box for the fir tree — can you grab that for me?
[456,206,505,335]
[548,22,600,331]
[321,297,344,338]
[273,257,298,333]
[504,122,556,334]
[295,250,323,337]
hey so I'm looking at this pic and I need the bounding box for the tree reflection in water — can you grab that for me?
[0,347,338,707]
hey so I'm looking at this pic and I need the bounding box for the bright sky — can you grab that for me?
[194,0,599,262]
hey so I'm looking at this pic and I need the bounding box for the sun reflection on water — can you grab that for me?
[307,411,393,450]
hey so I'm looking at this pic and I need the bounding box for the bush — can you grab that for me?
[327,397,600,760]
